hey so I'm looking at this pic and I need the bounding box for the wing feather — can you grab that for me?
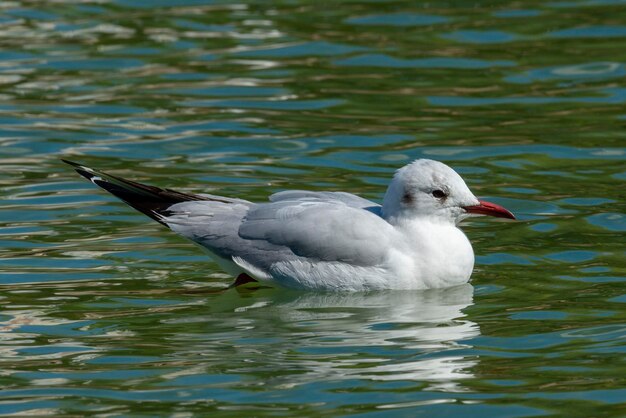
[270,190,379,209]
[239,200,393,266]
[155,194,394,281]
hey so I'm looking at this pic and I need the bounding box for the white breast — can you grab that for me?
[389,220,475,289]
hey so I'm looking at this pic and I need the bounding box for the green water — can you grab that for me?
[1,0,625,416]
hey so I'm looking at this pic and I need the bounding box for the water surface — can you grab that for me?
[1,0,625,416]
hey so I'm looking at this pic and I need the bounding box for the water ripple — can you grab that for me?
[0,0,624,416]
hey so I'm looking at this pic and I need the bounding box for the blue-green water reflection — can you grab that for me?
[0,0,624,416]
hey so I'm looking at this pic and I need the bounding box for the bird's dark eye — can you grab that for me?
[432,189,446,199]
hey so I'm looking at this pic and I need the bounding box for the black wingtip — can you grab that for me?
[63,159,210,227]
[62,159,97,183]
[61,159,82,168]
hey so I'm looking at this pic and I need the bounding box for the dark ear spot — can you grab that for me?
[402,190,413,205]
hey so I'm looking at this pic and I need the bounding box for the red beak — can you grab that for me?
[463,200,515,220]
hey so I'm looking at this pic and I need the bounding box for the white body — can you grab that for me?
[160,159,483,291]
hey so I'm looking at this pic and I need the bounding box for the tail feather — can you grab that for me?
[63,159,214,226]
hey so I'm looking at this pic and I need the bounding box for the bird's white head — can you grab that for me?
[381,159,514,225]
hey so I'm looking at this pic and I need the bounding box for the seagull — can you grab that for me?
[63,159,514,291]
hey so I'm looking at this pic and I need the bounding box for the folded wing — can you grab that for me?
[64,159,393,286]
[166,196,393,281]
[239,198,392,266]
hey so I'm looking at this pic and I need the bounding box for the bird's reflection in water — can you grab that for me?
[0,282,479,398]
[243,283,478,392]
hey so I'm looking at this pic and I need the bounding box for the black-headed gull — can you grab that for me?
[64,159,514,291]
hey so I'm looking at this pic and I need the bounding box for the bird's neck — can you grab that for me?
[383,211,453,227]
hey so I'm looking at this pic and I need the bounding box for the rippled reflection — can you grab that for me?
[259,285,477,390]
[1,0,624,415]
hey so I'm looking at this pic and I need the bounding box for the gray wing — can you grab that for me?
[270,190,380,210]
[239,199,392,266]
[163,200,293,273]
[164,197,393,278]
[63,160,391,282]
